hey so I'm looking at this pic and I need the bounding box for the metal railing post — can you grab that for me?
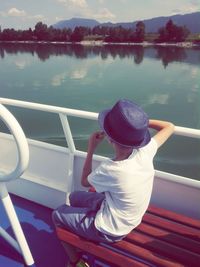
[59,113,76,153]
[0,102,34,266]
[0,183,34,266]
[59,113,76,195]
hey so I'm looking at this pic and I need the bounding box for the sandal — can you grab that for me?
[67,258,90,267]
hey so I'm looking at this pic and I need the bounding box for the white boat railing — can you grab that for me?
[0,102,34,266]
[0,97,200,188]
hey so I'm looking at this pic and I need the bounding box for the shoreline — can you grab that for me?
[0,40,199,48]
[81,40,198,47]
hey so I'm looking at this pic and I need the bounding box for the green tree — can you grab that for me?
[157,19,190,42]
[71,27,89,42]
[34,22,48,40]
[104,26,132,43]
[92,26,110,38]
[21,28,33,41]
[1,28,18,41]
[135,21,145,42]
[61,28,72,42]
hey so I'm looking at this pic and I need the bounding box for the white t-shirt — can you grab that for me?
[88,138,158,237]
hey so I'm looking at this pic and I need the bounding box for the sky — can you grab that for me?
[0,0,199,30]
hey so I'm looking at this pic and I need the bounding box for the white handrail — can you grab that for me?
[0,103,29,182]
[0,97,199,188]
[0,102,34,265]
[0,98,98,120]
[174,126,200,139]
[0,97,200,139]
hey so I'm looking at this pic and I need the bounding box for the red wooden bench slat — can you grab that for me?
[56,227,147,267]
[135,222,200,254]
[56,205,200,267]
[143,213,200,241]
[148,205,200,229]
[57,227,184,267]
[124,231,200,267]
[112,239,184,267]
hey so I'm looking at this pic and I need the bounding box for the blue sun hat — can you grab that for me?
[98,99,151,148]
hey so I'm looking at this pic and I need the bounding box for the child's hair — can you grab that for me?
[107,135,134,150]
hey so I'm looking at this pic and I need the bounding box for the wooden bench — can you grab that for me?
[56,205,200,267]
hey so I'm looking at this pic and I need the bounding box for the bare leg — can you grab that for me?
[61,241,80,263]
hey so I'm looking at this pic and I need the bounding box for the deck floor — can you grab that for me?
[0,193,67,267]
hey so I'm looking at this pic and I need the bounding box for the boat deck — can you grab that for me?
[0,194,67,267]
[1,194,200,267]
[57,205,200,267]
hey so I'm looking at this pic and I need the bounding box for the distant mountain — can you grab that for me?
[53,18,100,30]
[102,12,200,33]
[52,12,200,33]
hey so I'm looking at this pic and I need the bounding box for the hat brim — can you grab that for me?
[98,109,151,148]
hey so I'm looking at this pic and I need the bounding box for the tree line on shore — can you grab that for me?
[0,42,192,68]
[0,19,198,43]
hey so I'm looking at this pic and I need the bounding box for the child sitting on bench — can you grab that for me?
[52,99,174,267]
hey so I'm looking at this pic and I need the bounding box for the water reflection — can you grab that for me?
[0,42,200,180]
[156,46,187,68]
[0,43,200,67]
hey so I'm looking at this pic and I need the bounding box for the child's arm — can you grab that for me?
[81,131,105,187]
[149,120,175,148]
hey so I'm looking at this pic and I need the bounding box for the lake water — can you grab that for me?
[0,43,200,180]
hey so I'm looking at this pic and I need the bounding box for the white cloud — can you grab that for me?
[191,67,198,78]
[1,7,46,25]
[14,59,27,69]
[51,68,87,86]
[70,0,88,8]
[57,0,87,8]
[193,84,199,90]
[31,14,45,21]
[52,67,87,85]
[52,72,68,86]
[148,94,169,105]
[171,0,200,14]
[93,8,116,21]
[70,68,87,79]
[56,0,115,21]
[8,8,26,17]
[55,16,63,21]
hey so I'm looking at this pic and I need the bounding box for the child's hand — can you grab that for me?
[88,131,105,152]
